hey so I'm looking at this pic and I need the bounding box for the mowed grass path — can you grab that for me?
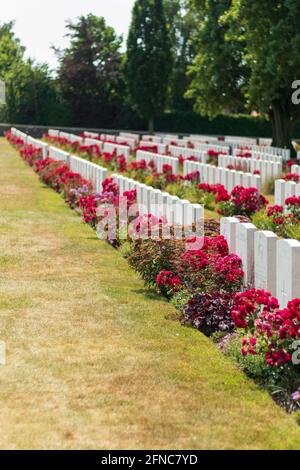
[0,138,299,450]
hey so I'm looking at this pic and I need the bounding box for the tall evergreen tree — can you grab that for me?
[56,14,123,128]
[126,0,172,131]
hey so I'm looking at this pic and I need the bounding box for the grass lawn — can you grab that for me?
[0,137,300,450]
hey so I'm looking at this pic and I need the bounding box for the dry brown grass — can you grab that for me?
[0,138,300,450]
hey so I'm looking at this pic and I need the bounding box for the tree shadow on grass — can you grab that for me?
[132,287,165,302]
[85,236,100,241]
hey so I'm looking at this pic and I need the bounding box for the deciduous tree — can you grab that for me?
[186,0,248,117]
[56,14,123,127]
[224,0,300,149]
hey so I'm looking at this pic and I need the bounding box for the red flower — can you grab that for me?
[215,254,244,286]
[284,173,300,183]
[184,171,200,182]
[156,271,183,291]
[267,205,284,217]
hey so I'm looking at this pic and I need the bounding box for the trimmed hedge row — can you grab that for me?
[2,111,300,139]
[155,112,299,139]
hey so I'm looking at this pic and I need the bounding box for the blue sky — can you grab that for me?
[0,0,134,70]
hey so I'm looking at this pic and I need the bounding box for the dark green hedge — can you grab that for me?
[154,112,271,137]
[2,110,300,139]
[154,111,300,138]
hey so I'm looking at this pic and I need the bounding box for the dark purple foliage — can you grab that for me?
[182,293,234,337]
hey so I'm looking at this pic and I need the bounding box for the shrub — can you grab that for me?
[128,237,185,288]
[182,293,235,337]
[253,203,300,240]
[174,236,243,294]
[284,173,300,183]
[20,145,43,166]
[219,186,269,217]
[156,271,183,298]
[232,289,300,376]
[286,196,300,220]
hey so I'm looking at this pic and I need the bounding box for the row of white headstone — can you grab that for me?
[100,133,117,142]
[48,129,261,196]
[47,132,205,226]
[11,128,48,159]
[51,128,292,165]
[184,160,262,192]
[187,136,221,146]
[139,140,168,154]
[116,135,136,149]
[103,142,131,161]
[143,134,221,147]
[168,145,208,163]
[84,138,103,151]
[142,135,164,144]
[83,131,99,139]
[12,128,204,229]
[231,143,290,161]
[275,179,300,206]
[59,131,83,145]
[221,217,300,308]
[49,129,130,162]
[81,130,118,143]
[111,173,203,227]
[232,148,283,163]
[47,140,108,191]
[68,149,204,228]
[11,128,109,192]
[48,129,60,138]
[136,150,180,175]
[119,132,139,147]
[69,155,108,192]
[259,138,272,146]
[148,135,231,153]
[193,142,230,154]
[161,135,185,145]
[224,136,258,145]
[48,146,70,163]
[218,155,282,182]
[49,129,103,153]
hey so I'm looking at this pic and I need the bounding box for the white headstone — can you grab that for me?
[208,166,215,185]
[228,171,235,193]
[236,223,257,286]
[220,217,240,254]
[277,239,300,307]
[254,231,278,295]
[275,179,286,206]
[285,181,297,203]
[221,168,229,190]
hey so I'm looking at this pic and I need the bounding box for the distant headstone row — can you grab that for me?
[10,127,204,233]
[184,160,261,192]
[218,155,282,182]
